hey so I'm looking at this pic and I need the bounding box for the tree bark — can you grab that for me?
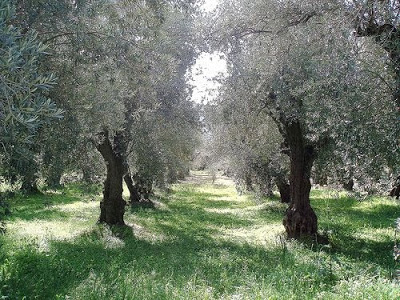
[276,176,290,203]
[283,121,318,239]
[21,177,40,194]
[125,173,155,208]
[95,131,126,225]
[342,178,354,191]
[124,173,141,203]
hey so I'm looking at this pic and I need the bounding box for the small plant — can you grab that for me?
[0,192,12,234]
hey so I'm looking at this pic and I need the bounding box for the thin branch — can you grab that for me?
[42,31,109,43]
[235,11,320,38]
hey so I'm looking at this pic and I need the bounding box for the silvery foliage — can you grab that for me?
[204,0,398,192]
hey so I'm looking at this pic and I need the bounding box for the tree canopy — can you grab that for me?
[0,0,398,238]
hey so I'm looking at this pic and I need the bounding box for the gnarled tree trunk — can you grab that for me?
[276,176,290,203]
[125,172,155,208]
[283,121,317,239]
[21,177,40,194]
[96,131,126,225]
[124,173,141,204]
[342,178,354,191]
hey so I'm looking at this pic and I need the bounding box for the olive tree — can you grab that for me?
[0,1,61,191]
[206,0,397,238]
[15,0,200,224]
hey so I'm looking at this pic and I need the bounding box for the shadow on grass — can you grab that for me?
[0,184,333,299]
[1,221,333,299]
[312,194,398,270]
[6,192,87,222]
[1,184,398,298]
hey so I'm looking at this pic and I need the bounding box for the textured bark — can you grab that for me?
[96,131,126,225]
[342,178,354,191]
[125,173,155,208]
[21,178,40,194]
[276,176,290,203]
[283,121,318,239]
[124,174,141,203]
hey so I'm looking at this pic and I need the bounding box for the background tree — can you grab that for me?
[12,0,200,225]
[0,0,62,192]
[352,0,400,109]
[205,0,397,239]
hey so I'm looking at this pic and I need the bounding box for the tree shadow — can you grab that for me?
[2,185,397,298]
[1,220,337,299]
[313,198,398,270]
[6,193,86,221]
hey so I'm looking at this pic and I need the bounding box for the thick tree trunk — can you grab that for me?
[19,158,40,194]
[276,176,290,203]
[21,177,40,194]
[125,173,155,208]
[124,173,141,203]
[342,178,354,191]
[283,121,318,239]
[96,131,126,225]
[46,170,63,189]
[244,173,253,191]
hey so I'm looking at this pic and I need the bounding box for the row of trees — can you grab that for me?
[202,0,399,238]
[2,0,398,240]
[1,0,201,224]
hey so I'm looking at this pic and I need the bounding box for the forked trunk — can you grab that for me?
[283,121,317,239]
[96,131,126,225]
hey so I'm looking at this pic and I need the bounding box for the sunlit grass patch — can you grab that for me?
[0,175,400,299]
[220,223,285,246]
[7,220,95,250]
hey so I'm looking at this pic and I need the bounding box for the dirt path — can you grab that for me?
[181,170,235,186]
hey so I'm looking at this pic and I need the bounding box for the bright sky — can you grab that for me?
[200,0,219,12]
[189,0,227,104]
[190,52,227,104]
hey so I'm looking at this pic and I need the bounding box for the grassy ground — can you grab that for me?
[0,171,399,299]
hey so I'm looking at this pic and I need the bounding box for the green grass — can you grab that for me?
[0,171,399,299]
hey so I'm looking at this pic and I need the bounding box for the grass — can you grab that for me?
[0,171,399,299]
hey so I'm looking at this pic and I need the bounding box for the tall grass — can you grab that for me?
[0,172,399,299]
